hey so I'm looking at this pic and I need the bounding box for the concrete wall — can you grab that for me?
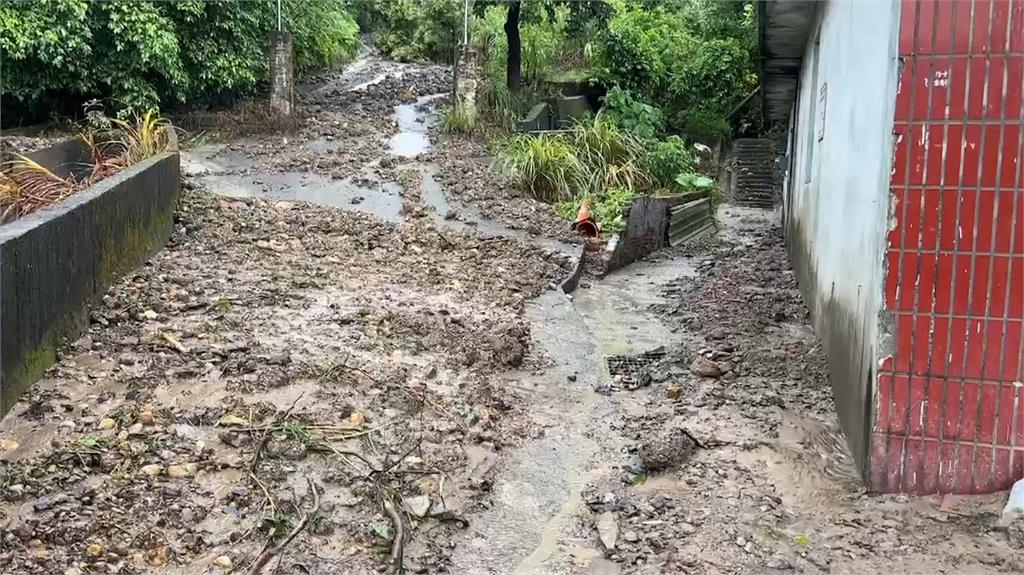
[0,151,181,416]
[784,0,902,474]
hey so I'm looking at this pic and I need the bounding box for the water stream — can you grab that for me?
[449,258,695,574]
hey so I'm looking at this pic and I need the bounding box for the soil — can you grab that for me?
[1,50,1019,575]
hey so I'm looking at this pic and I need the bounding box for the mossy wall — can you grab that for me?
[0,150,180,416]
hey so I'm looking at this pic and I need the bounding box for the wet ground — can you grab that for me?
[2,51,1022,575]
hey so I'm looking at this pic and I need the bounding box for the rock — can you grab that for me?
[142,310,158,320]
[707,327,728,340]
[138,411,156,426]
[690,356,724,378]
[624,530,639,543]
[65,568,82,575]
[349,411,365,427]
[1007,515,1024,549]
[767,555,793,570]
[141,464,163,477]
[98,418,117,431]
[213,555,234,570]
[167,465,191,478]
[405,495,431,518]
[217,414,249,427]
[679,522,697,535]
[596,511,619,551]
[0,438,20,451]
[639,426,698,471]
[87,543,104,558]
[666,384,683,399]
[128,423,144,435]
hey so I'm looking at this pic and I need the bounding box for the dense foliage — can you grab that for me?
[0,0,358,116]
[353,0,463,63]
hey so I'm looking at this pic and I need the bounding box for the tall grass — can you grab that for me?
[570,117,652,193]
[0,155,77,222]
[495,133,586,203]
[110,111,174,168]
[441,102,479,135]
[1,111,174,223]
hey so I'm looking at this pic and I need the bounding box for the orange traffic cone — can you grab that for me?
[571,198,599,237]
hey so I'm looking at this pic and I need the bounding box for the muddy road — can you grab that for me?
[1,53,1021,575]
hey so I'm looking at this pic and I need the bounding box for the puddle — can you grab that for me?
[389,93,446,157]
[201,172,404,223]
[181,144,255,176]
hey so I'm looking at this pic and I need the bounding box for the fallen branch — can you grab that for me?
[382,497,404,574]
[247,479,320,575]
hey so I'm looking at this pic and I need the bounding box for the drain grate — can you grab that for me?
[605,346,667,390]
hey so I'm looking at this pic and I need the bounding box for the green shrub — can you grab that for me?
[371,0,462,63]
[601,87,665,140]
[645,136,697,189]
[0,0,360,115]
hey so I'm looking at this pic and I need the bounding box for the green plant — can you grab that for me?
[441,102,479,135]
[646,136,697,189]
[570,117,651,193]
[601,87,665,140]
[674,172,715,192]
[78,435,110,449]
[0,0,359,115]
[280,421,312,443]
[591,187,637,233]
[259,510,296,539]
[496,132,586,202]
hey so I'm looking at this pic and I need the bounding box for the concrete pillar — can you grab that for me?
[269,32,294,117]
[454,46,478,108]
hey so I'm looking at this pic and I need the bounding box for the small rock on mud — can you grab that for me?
[638,425,697,471]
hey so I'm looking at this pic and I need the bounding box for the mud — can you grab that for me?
[448,206,1018,575]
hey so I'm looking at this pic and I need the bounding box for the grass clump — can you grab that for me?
[495,132,586,203]
[0,109,174,224]
[441,102,480,135]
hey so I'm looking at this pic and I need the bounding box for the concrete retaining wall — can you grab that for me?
[0,150,181,416]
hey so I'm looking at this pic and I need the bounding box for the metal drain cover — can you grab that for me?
[604,346,667,390]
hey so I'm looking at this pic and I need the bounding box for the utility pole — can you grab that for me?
[269,0,293,117]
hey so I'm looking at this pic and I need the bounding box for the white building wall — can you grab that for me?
[784,0,901,469]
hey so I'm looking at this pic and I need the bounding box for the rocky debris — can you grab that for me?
[562,208,1018,574]
[690,355,724,377]
[638,425,698,471]
[596,512,619,551]
[0,53,565,574]
[1007,515,1024,549]
[766,554,793,570]
[405,495,432,518]
[430,138,580,245]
